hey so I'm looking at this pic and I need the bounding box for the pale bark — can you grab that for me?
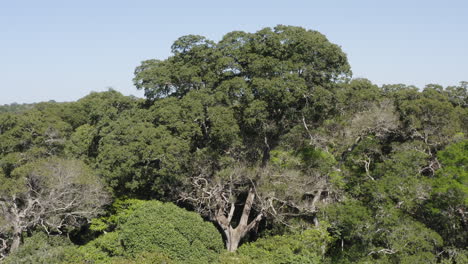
[7,199,23,253]
[216,188,263,252]
[0,159,109,257]
[9,233,21,253]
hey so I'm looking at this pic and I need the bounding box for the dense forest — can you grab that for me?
[0,25,466,263]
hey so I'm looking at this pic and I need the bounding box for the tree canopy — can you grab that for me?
[0,25,466,263]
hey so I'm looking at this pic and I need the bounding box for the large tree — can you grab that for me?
[134,25,351,250]
[135,25,351,163]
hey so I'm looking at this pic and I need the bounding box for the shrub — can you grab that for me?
[119,200,224,263]
[233,226,332,264]
[74,199,224,264]
[3,232,77,264]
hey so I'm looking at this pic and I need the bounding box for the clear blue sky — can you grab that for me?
[1,0,467,104]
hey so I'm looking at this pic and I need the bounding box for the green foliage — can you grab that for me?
[336,78,382,114]
[89,199,146,233]
[421,140,468,248]
[3,232,77,264]
[324,199,373,242]
[119,201,224,263]
[134,25,351,165]
[374,214,442,262]
[150,89,241,150]
[0,154,27,196]
[75,89,140,126]
[135,25,351,102]
[1,26,467,264]
[370,148,431,212]
[0,109,72,164]
[325,202,443,263]
[398,87,462,147]
[0,102,36,113]
[65,124,95,159]
[297,146,337,171]
[75,232,125,263]
[233,226,332,264]
[96,116,189,198]
[435,139,467,198]
[0,157,109,261]
[78,200,224,264]
[269,149,302,169]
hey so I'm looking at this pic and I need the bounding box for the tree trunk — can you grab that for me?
[10,233,21,253]
[216,188,263,252]
[225,227,242,252]
[10,201,23,253]
[261,145,270,167]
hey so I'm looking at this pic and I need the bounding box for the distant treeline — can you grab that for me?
[0,102,38,113]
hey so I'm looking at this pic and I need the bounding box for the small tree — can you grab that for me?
[0,158,109,257]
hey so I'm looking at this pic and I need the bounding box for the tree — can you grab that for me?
[180,165,265,252]
[323,199,374,261]
[75,89,140,127]
[96,110,190,199]
[0,158,109,256]
[181,146,343,252]
[0,109,72,163]
[396,85,461,149]
[135,25,352,251]
[336,78,382,115]
[421,140,467,250]
[134,25,351,163]
[445,81,467,108]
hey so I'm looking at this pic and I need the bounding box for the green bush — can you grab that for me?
[74,199,224,264]
[229,226,332,264]
[119,200,224,263]
[3,232,77,264]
